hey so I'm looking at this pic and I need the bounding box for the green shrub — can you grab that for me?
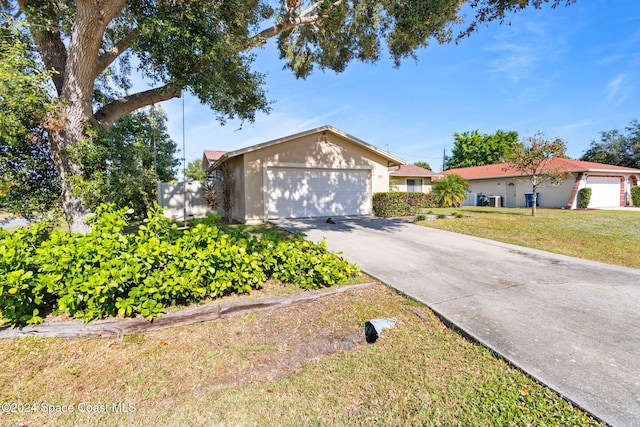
[415,214,426,221]
[0,222,55,324]
[0,204,359,326]
[373,192,434,217]
[632,186,640,207]
[577,188,592,209]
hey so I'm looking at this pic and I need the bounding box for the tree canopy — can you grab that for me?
[0,21,61,218]
[1,0,575,232]
[185,159,207,181]
[447,129,520,169]
[580,119,640,169]
[413,161,432,171]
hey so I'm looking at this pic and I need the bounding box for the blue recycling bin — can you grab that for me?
[524,192,540,207]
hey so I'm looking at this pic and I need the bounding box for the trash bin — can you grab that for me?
[524,192,540,207]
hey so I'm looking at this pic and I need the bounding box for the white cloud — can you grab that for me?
[605,74,629,106]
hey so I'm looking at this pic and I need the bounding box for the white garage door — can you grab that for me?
[586,177,621,208]
[265,167,371,219]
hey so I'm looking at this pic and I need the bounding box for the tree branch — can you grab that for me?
[17,0,68,94]
[248,0,344,47]
[95,28,139,78]
[94,85,182,129]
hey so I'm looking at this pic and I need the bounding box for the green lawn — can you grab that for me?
[416,207,640,269]
[0,284,600,426]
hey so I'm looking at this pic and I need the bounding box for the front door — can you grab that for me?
[506,181,517,207]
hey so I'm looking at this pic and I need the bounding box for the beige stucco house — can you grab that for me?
[445,159,640,209]
[205,126,405,223]
[389,164,441,193]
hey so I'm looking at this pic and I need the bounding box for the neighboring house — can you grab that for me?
[202,150,227,172]
[205,125,405,223]
[445,159,640,209]
[389,164,441,193]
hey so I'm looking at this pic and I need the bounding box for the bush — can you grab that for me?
[372,192,434,217]
[632,186,640,207]
[0,204,359,325]
[577,188,592,209]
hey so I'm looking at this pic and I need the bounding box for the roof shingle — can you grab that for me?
[389,164,441,177]
[445,159,640,179]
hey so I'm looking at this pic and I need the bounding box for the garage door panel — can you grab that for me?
[266,168,370,219]
[586,177,621,208]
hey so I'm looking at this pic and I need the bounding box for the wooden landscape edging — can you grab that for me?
[0,282,378,339]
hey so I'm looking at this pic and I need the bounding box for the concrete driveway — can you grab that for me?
[273,216,640,426]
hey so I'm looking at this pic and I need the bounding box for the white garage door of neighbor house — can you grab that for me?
[586,177,621,208]
[265,167,371,219]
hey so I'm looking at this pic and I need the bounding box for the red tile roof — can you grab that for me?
[444,158,640,180]
[389,164,441,177]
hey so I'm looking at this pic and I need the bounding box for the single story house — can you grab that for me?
[445,159,640,209]
[205,125,405,223]
[389,164,441,193]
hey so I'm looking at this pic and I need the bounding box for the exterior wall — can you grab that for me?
[467,176,576,208]
[238,132,391,223]
[391,177,433,193]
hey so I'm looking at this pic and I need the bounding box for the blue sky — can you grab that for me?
[157,1,640,173]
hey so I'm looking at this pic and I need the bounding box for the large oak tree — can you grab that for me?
[3,0,574,232]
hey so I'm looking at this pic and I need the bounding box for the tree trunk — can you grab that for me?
[48,108,94,234]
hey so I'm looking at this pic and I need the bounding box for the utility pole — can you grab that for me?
[442,147,447,171]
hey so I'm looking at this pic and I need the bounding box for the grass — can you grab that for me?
[416,207,640,269]
[0,284,600,426]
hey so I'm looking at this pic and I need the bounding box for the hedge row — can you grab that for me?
[0,204,359,326]
[372,192,435,217]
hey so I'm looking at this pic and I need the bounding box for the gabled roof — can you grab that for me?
[445,158,640,180]
[202,150,228,171]
[204,150,227,163]
[206,125,406,170]
[389,164,441,178]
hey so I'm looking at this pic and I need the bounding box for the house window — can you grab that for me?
[407,179,423,192]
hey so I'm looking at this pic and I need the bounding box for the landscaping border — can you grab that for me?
[0,282,378,339]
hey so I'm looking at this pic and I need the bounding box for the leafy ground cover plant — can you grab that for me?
[0,204,358,325]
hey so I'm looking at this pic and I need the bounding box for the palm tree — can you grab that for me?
[432,174,470,208]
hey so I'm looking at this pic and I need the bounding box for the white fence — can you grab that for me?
[156,181,215,221]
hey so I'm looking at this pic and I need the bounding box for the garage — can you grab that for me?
[586,177,621,208]
[265,166,371,219]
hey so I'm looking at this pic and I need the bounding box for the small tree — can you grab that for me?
[432,174,469,208]
[184,159,207,181]
[211,163,236,224]
[505,133,568,216]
